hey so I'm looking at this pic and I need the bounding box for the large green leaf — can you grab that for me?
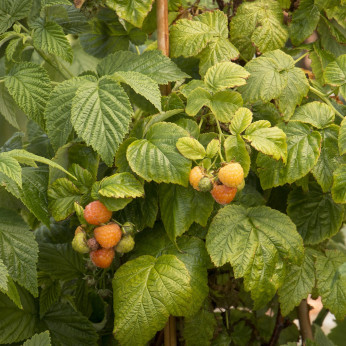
[230,0,288,55]
[0,83,23,129]
[176,137,206,160]
[0,209,38,296]
[290,102,335,129]
[289,0,321,45]
[316,250,346,319]
[45,76,95,151]
[332,164,346,203]
[23,331,51,346]
[4,63,52,128]
[0,287,37,344]
[0,259,8,291]
[39,280,61,318]
[310,44,335,85]
[287,183,344,244]
[113,255,194,345]
[206,205,303,308]
[106,0,154,27]
[243,121,287,161]
[159,184,214,242]
[0,152,22,187]
[126,122,191,186]
[278,248,315,315]
[324,54,346,98]
[339,117,346,155]
[32,19,73,63]
[229,107,253,134]
[71,77,133,166]
[257,122,321,189]
[0,0,32,34]
[97,50,189,84]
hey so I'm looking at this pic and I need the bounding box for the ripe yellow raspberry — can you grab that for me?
[218,162,244,188]
[211,184,237,205]
[189,166,204,191]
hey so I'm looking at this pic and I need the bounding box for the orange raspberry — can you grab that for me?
[211,184,237,205]
[189,166,204,190]
[94,223,122,249]
[218,162,244,188]
[84,201,112,225]
[90,248,115,268]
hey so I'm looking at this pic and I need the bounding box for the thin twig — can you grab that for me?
[298,299,314,344]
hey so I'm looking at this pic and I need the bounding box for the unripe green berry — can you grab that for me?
[72,232,89,254]
[115,235,135,254]
[198,177,213,192]
[121,222,136,236]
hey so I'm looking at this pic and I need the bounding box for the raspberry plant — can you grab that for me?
[0,0,345,345]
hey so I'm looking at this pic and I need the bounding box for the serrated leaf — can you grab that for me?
[4,277,22,309]
[332,164,346,203]
[243,122,287,161]
[38,243,85,280]
[257,122,321,190]
[176,137,206,160]
[45,76,95,151]
[324,54,346,98]
[0,0,32,34]
[278,249,315,315]
[4,62,51,128]
[0,259,8,291]
[159,184,214,242]
[106,0,154,27]
[206,139,220,158]
[23,331,51,346]
[229,107,253,134]
[0,287,37,344]
[32,19,72,63]
[185,87,211,116]
[290,102,335,129]
[0,83,23,129]
[288,183,344,244]
[113,255,194,345]
[48,178,84,221]
[206,205,303,308]
[339,117,346,155]
[43,303,98,346]
[99,196,132,212]
[112,70,161,111]
[316,250,346,319]
[97,50,189,84]
[71,77,133,166]
[180,80,211,98]
[310,44,335,85]
[40,281,61,318]
[204,62,249,91]
[96,172,144,198]
[127,122,191,186]
[224,135,251,177]
[312,125,342,192]
[0,152,22,187]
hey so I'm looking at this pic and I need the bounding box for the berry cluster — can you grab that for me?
[72,201,136,268]
[189,162,245,205]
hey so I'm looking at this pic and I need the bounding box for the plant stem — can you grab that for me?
[16,21,30,34]
[298,299,314,344]
[268,308,287,346]
[314,308,329,327]
[215,118,225,162]
[294,51,309,64]
[135,45,141,55]
[309,86,344,119]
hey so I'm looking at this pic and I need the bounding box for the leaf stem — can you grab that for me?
[135,45,140,55]
[215,118,225,162]
[309,86,344,119]
[294,51,309,64]
[16,21,30,34]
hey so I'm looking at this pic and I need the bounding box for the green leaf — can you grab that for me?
[332,164,346,203]
[0,0,32,34]
[48,178,84,221]
[43,303,98,346]
[5,62,52,128]
[32,19,72,63]
[204,62,250,91]
[0,259,8,291]
[287,183,344,244]
[206,205,304,308]
[97,50,189,84]
[209,90,243,122]
[159,184,214,242]
[316,250,346,319]
[206,139,220,158]
[127,122,191,186]
[71,77,133,166]
[0,83,23,129]
[185,87,211,116]
[278,248,315,315]
[0,209,38,296]
[230,0,288,55]
[310,44,335,85]
[113,255,194,345]
[0,152,22,187]
[239,51,289,103]
[95,172,144,199]
[38,243,85,280]
[23,331,51,346]
[0,287,37,344]
[339,117,346,155]
[312,125,342,192]
[229,107,253,135]
[243,121,287,161]
[324,54,346,98]
[224,135,251,177]
[329,319,346,345]
[290,102,335,129]
[40,280,61,318]
[176,137,206,160]
[257,122,321,189]
[289,0,321,45]
[106,0,154,27]
[45,76,95,151]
